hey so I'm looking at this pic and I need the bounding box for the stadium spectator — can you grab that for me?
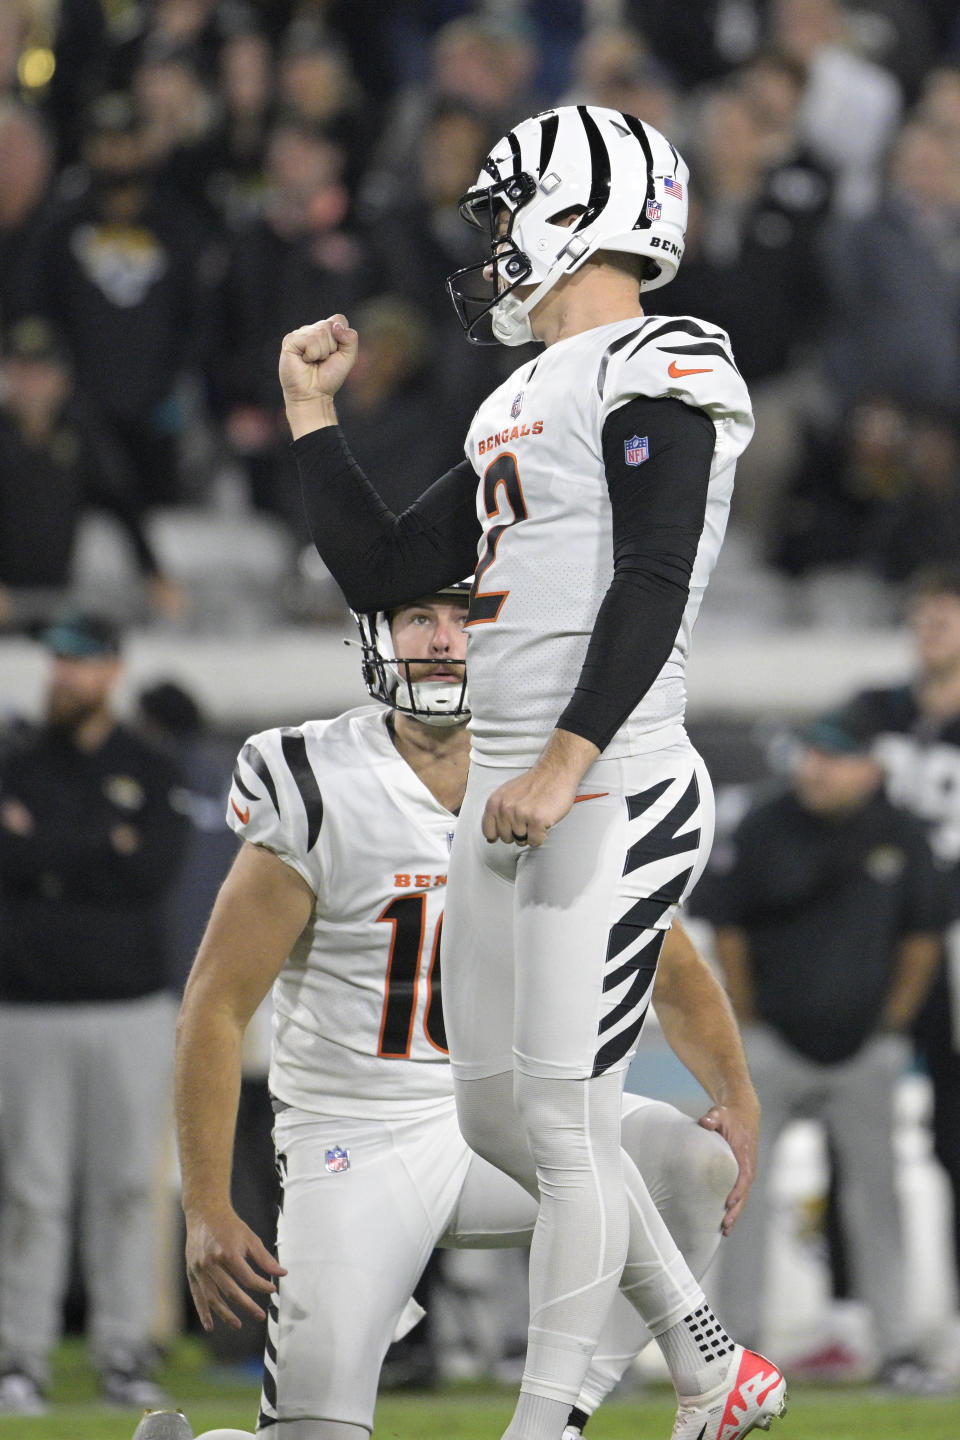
[0,101,56,331]
[662,86,828,552]
[695,708,944,1390]
[10,90,221,508]
[217,116,375,533]
[821,117,960,419]
[360,14,540,221]
[0,612,189,1416]
[196,28,276,231]
[368,98,507,436]
[130,42,222,219]
[561,24,682,141]
[274,24,372,191]
[769,0,903,217]
[623,0,763,88]
[0,316,187,629]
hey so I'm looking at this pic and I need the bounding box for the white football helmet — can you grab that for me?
[447,104,688,346]
[352,583,470,728]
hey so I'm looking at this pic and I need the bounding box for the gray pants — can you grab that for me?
[713,1022,913,1361]
[0,993,176,1381]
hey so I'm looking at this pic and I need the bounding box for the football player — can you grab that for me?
[175,584,761,1440]
[279,104,786,1440]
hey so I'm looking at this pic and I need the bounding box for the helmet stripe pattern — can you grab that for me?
[575,106,612,231]
[538,110,559,176]
[620,112,656,232]
[506,127,523,175]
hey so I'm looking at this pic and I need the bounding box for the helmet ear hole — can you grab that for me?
[545,205,586,228]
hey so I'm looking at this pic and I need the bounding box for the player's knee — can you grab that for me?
[691,1126,738,1202]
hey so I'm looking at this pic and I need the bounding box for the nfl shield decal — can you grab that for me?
[624,435,649,466]
[511,392,523,418]
[645,199,662,221]
[325,1144,350,1173]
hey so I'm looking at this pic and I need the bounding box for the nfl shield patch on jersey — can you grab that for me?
[325,1145,351,1173]
[624,434,649,466]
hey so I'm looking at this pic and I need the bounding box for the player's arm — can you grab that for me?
[175,840,314,1330]
[482,395,715,847]
[279,315,481,611]
[655,920,760,1233]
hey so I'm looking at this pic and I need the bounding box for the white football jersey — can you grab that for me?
[463,314,754,765]
[226,707,458,1117]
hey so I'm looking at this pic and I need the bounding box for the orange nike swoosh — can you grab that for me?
[668,360,713,378]
[573,792,609,803]
[231,798,250,824]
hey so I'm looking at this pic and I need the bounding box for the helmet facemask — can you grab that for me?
[351,587,471,728]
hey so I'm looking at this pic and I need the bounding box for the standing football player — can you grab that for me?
[278,106,786,1440]
[174,584,761,1439]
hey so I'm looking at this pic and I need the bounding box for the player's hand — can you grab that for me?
[279,315,358,409]
[698,1098,759,1236]
[482,767,580,847]
[185,1206,287,1331]
[482,728,600,847]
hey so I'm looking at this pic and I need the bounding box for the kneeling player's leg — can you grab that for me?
[259,1107,469,1434]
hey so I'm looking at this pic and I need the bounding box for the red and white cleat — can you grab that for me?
[671,1345,787,1440]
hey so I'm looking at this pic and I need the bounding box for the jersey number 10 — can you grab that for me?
[376,894,447,1056]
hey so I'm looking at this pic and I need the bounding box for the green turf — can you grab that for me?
[5,1340,960,1439]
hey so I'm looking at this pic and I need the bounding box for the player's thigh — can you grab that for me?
[513,741,715,1079]
[443,762,520,1080]
[268,1105,471,1427]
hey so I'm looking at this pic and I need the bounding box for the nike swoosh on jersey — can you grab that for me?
[231,798,250,824]
[668,359,713,378]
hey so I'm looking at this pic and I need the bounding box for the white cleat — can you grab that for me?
[131,1410,194,1440]
[671,1345,787,1440]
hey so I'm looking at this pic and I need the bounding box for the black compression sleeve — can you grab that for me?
[294,426,481,611]
[557,395,716,751]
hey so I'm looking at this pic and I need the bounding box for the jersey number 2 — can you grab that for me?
[376,895,447,1056]
[467,452,528,625]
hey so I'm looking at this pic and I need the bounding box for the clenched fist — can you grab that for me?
[279,314,359,438]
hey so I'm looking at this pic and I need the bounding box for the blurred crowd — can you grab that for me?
[3,0,960,634]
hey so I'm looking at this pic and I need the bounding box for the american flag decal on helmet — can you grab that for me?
[625,434,649,466]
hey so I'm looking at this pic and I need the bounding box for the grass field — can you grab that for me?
[6,1339,960,1439]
